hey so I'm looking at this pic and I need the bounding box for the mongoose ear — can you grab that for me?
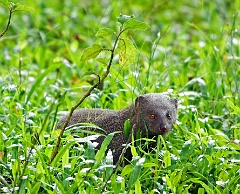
[135,95,144,109]
[170,98,178,109]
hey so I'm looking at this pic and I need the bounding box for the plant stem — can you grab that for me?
[0,9,12,38]
[48,28,125,165]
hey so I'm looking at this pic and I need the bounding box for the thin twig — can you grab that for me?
[0,175,10,189]
[48,27,125,165]
[48,74,100,165]
[0,9,12,38]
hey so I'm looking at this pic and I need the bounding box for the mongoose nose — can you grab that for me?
[159,125,167,133]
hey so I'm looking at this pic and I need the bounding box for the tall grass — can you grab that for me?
[0,0,239,193]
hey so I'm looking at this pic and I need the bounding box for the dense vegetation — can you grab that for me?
[0,0,239,193]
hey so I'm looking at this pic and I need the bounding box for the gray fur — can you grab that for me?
[57,93,178,163]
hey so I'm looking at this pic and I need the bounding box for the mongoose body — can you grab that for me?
[57,93,178,163]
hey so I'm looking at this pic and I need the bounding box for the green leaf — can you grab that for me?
[12,159,19,180]
[172,171,183,187]
[165,174,172,190]
[227,99,240,116]
[193,180,215,194]
[95,132,114,163]
[96,28,115,37]
[97,58,108,65]
[184,77,207,98]
[128,158,145,189]
[118,38,138,67]
[13,3,34,12]
[0,0,11,8]
[163,150,171,167]
[123,19,150,31]
[36,150,50,182]
[131,144,138,157]
[105,151,114,177]
[228,174,240,188]
[30,182,41,193]
[198,188,205,194]
[209,127,230,142]
[134,180,142,194]
[117,14,134,24]
[25,64,61,104]
[1,1,34,12]
[124,119,131,139]
[52,176,66,193]
[80,44,103,61]
[51,141,76,167]
[182,183,193,194]
[121,164,133,176]
[62,147,69,169]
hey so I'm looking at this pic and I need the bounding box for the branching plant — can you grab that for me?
[49,14,149,167]
[0,0,34,38]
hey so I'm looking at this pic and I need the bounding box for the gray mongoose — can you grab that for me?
[57,93,178,164]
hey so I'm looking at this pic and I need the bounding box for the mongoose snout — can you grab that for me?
[57,93,178,163]
[159,124,167,133]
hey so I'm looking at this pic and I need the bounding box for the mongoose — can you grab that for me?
[57,93,178,164]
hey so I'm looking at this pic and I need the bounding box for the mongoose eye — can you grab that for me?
[149,114,157,120]
[166,112,171,120]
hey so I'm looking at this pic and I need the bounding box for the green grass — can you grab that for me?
[0,0,240,193]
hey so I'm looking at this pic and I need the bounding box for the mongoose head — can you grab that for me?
[134,93,178,136]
